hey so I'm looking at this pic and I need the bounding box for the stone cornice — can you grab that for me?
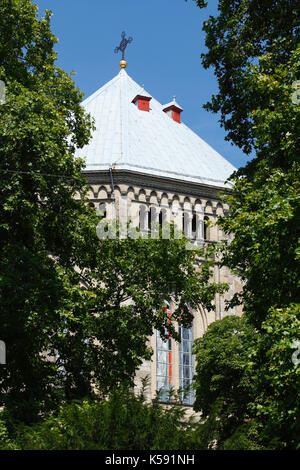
[82,169,231,201]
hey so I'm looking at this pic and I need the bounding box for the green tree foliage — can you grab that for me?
[219,165,300,327]
[217,46,300,326]
[192,311,300,449]
[193,316,258,447]
[51,225,226,403]
[0,1,225,424]
[250,304,300,449]
[194,0,299,156]
[222,421,266,450]
[191,0,300,449]
[0,386,204,450]
[192,0,300,325]
[0,0,94,423]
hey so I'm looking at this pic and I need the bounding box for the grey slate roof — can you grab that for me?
[76,69,236,188]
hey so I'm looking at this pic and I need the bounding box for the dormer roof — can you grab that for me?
[163,98,183,123]
[163,98,183,113]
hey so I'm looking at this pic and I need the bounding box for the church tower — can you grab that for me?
[75,50,242,405]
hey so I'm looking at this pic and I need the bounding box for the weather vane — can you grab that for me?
[114,31,133,68]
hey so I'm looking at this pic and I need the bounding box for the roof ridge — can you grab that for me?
[82,71,124,106]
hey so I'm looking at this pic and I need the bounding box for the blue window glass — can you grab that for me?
[156,329,172,402]
[179,324,194,405]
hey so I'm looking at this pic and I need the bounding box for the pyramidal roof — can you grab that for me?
[76,68,236,188]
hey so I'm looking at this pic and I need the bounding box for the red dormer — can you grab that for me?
[132,89,152,112]
[163,98,183,123]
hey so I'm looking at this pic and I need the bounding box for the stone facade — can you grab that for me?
[82,168,242,404]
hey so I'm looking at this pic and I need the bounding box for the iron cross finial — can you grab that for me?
[114,31,133,60]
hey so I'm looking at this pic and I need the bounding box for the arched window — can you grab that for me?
[159,210,163,229]
[148,207,152,231]
[156,304,195,405]
[98,203,106,219]
[179,322,194,405]
[156,303,173,402]
[204,216,209,240]
[191,213,197,236]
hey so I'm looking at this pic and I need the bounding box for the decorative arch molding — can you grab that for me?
[112,185,121,199]
[171,194,180,205]
[149,190,158,205]
[160,192,169,207]
[204,200,213,215]
[97,185,108,200]
[216,202,224,216]
[86,187,95,199]
[126,186,135,200]
[183,197,192,211]
[193,198,202,211]
[138,189,147,202]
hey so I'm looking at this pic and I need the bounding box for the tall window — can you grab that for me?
[156,331,172,401]
[156,305,195,405]
[156,304,172,401]
[191,213,197,237]
[98,203,107,219]
[179,323,194,405]
[204,216,209,240]
[159,210,163,229]
[148,207,152,231]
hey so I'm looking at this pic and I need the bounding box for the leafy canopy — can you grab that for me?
[0,1,226,423]
[193,0,299,156]
[190,0,300,450]
[0,0,95,423]
[193,315,257,447]
[190,0,300,326]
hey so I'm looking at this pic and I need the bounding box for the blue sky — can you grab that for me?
[35,0,251,169]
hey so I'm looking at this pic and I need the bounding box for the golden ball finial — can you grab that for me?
[119,59,127,68]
